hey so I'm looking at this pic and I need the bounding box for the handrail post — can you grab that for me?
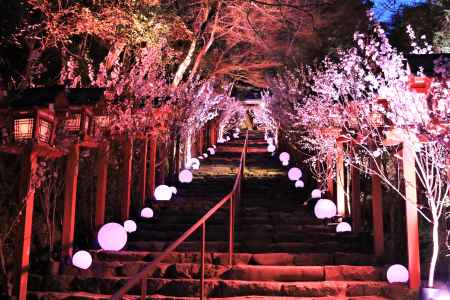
[200,222,206,300]
[229,195,234,266]
[140,278,147,300]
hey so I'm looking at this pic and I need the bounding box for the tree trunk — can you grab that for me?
[428,218,439,287]
[172,39,197,88]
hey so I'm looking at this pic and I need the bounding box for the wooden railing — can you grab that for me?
[111,131,249,300]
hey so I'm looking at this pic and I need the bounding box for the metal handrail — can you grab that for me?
[111,131,249,300]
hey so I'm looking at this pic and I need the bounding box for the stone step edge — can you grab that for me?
[29,291,391,300]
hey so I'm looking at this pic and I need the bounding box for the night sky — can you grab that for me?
[373,0,426,21]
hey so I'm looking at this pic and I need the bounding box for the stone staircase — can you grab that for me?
[29,131,417,299]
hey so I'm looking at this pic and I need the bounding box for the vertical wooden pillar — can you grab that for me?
[148,136,157,199]
[198,128,205,154]
[336,141,345,216]
[121,137,133,220]
[62,143,80,258]
[326,148,334,199]
[371,156,384,258]
[95,142,109,230]
[351,165,362,234]
[403,141,421,289]
[14,148,38,300]
[139,138,148,208]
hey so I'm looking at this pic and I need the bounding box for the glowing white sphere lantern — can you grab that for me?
[233,133,239,138]
[311,189,322,199]
[288,168,302,181]
[267,144,276,153]
[336,222,352,233]
[154,185,173,201]
[267,137,274,144]
[279,152,290,162]
[97,222,128,251]
[295,180,304,188]
[171,186,177,195]
[123,220,137,233]
[314,199,337,219]
[226,136,231,141]
[203,153,208,158]
[191,158,200,170]
[282,160,289,166]
[386,264,409,284]
[141,207,154,219]
[212,145,217,149]
[179,169,193,183]
[72,250,92,270]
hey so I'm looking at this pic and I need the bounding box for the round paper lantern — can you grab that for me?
[282,160,289,166]
[288,167,302,181]
[314,199,337,219]
[198,156,204,160]
[123,220,137,233]
[203,153,208,158]
[191,158,200,169]
[212,145,217,149]
[279,152,290,162]
[97,222,128,251]
[336,222,352,233]
[233,133,239,138]
[209,149,216,155]
[179,169,193,183]
[171,186,177,194]
[154,185,173,201]
[295,180,304,188]
[72,250,92,269]
[267,137,274,144]
[267,144,276,152]
[141,207,154,219]
[311,189,322,199]
[386,264,409,283]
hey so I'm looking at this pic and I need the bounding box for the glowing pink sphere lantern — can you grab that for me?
[154,185,173,201]
[97,222,128,251]
[386,264,409,284]
[288,167,302,181]
[141,207,154,219]
[295,180,304,188]
[279,152,290,162]
[72,250,92,269]
[336,222,352,233]
[311,189,322,199]
[123,220,137,233]
[179,169,193,183]
[267,144,276,153]
[314,199,337,219]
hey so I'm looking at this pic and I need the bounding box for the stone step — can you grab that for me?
[125,241,363,253]
[29,275,416,299]
[61,262,385,282]
[92,251,378,266]
[29,291,393,299]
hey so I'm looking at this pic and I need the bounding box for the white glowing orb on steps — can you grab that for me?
[295,180,304,188]
[282,160,289,166]
[267,144,276,152]
[154,185,173,201]
[97,222,128,251]
[207,147,215,155]
[203,153,208,158]
[314,199,337,219]
[267,137,274,144]
[288,168,302,181]
[190,158,200,170]
[311,189,322,199]
[72,250,92,269]
[386,264,409,284]
[123,220,137,233]
[179,170,193,183]
[171,186,177,195]
[336,222,352,233]
[141,207,154,219]
[279,152,290,162]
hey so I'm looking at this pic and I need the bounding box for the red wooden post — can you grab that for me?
[198,128,205,154]
[326,147,334,199]
[336,141,345,216]
[403,141,421,289]
[62,143,80,258]
[371,156,384,258]
[121,137,133,220]
[14,148,38,300]
[351,165,362,234]
[95,142,109,229]
[139,138,148,208]
[148,136,157,199]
